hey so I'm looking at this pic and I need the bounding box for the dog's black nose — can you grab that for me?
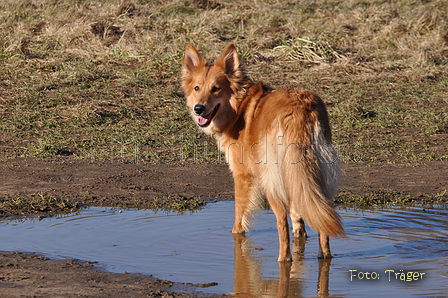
[193,104,206,115]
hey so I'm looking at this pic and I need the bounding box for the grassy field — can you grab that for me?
[0,0,447,165]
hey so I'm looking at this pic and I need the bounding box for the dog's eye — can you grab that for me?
[194,86,200,91]
[211,87,221,93]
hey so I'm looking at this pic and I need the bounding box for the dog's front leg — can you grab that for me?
[231,174,253,234]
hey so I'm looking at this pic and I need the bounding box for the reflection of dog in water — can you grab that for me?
[182,44,345,261]
[232,234,331,297]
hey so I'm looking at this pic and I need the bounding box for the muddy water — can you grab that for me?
[1,201,447,297]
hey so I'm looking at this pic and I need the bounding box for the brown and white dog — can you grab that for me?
[181,44,344,261]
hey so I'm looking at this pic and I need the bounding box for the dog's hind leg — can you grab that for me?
[290,209,308,239]
[266,192,292,262]
[318,234,332,259]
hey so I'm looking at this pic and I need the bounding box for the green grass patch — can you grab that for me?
[88,195,208,214]
[0,193,81,217]
[0,193,207,217]
[335,190,448,209]
[0,0,446,165]
[148,196,207,213]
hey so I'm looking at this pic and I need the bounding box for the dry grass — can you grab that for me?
[0,0,447,165]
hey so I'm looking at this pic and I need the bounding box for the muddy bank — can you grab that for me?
[0,251,226,298]
[0,158,446,209]
[0,159,234,209]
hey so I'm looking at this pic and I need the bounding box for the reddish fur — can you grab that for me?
[182,44,345,261]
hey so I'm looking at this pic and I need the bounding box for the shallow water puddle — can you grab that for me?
[1,201,447,297]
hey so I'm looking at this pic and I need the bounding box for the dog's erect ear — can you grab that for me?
[182,44,203,76]
[217,44,241,76]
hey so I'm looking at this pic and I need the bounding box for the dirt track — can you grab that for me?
[0,158,447,297]
[1,158,447,204]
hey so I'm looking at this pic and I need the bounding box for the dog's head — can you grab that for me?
[181,44,251,135]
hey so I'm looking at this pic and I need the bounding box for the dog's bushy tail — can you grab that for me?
[284,121,345,238]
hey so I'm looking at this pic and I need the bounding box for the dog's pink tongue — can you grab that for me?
[198,116,208,126]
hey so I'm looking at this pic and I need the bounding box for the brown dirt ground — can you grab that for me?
[0,251,225,298]
[0,158,447,297]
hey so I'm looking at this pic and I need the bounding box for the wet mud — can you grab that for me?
[0,158,446,207]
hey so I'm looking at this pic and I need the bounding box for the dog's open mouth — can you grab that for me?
[197,104,220,127]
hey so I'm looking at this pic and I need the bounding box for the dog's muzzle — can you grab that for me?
[193,104,206,116]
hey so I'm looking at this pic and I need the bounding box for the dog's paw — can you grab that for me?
[277,254,293,262]
[231,228,245,234]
